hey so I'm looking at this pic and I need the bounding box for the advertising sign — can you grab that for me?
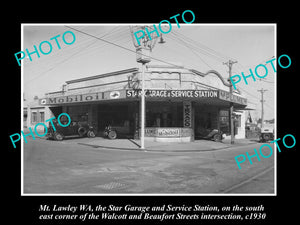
[157,128,180,137]
[183,101,192,128]
[126,89,218,98]
[219,90,247,105]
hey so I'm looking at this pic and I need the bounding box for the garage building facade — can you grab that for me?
[38,64,248,142]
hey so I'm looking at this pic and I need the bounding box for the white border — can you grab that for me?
[21,23,277,196]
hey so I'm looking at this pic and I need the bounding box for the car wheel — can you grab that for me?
[78,127,87,137]
[54,132,64,141]
[263,133,271,142]
[213,133,221,142]
[87,130,96,138]
[108,130,117,139]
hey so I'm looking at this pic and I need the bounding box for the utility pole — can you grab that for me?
[223,60,238,144]
[257,88,267,128]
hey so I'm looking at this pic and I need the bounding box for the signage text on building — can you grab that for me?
[157,128,180,137]
[183,101,192,128]
[144,128,192,137]
[219,90,247,105]
[126,90,218,98]
[40,92,102,105]
[40,89,247,106]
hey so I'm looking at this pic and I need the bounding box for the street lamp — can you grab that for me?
[129,26,161,149]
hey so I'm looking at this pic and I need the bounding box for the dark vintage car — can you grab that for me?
[259,126,274,142]
[102,121,132,139]
[47,120,96,141]
[195,127,223,142]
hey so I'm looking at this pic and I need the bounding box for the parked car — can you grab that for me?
[259,126,274,142]
[103,125,117,139]
[195,127,223,142]
[102,121,132,139]
[47,120,96,141]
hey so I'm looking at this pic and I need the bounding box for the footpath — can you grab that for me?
[22,127,257,152]
[74,137,256,152]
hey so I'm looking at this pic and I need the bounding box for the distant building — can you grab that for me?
[23,97,51,132]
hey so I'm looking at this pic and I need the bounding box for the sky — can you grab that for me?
[22,24,275,120]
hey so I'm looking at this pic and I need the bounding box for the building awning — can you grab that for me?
[39,89,247,109]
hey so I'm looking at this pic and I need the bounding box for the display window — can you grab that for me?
[146,102,183,127]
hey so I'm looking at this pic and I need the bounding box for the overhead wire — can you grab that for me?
[63,25,195,70]
[26,26,128,73]
[64,26,230,91]
[26,25,240,87]
[26,24,273,107]
[171,33,226,64]
[170,28,275,116]
[171,30,235,62]
[238,86,274,113]
[24,29,113,74]
[168,31,237,81]
[259,79,274,84]
[25,26,126,84]
[233,55,276,76]
[167,33,215,70]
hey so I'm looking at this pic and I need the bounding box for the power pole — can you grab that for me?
[257,89,267,128]
[223,60,238,144]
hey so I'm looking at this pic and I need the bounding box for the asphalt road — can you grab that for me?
[23,137,275,194]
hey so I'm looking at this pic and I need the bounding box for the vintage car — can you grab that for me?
[195,127,223,142]
[47,120,96,141]
[259,126,274,142]
[102,120,132,139]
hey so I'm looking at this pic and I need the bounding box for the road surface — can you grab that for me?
[23,137,275,194]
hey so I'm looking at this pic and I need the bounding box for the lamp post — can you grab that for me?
[130,26,161,150]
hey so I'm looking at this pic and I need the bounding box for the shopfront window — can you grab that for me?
[219,109,230,134]
[67,105,89,122]
[146,102,183,127]
[98,104,132,132]
[235,114,241,127]
[40,112,45,122]
[31,112,37,123]
[194,104,219,137]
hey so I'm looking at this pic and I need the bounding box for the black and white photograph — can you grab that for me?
[21,24,276,195]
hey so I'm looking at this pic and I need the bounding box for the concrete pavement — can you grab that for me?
[22,126,257,152]
[46,136,257,152]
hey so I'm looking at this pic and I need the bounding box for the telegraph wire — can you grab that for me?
[25,26,128,74]
[63,25,195,70]
[64,26,229,92]
[26,25,242,86]
[168,33,215,70]
[238,87,260,101]
[172,30,235,62]
[233,55,275,76]
[25,26,129,84]
[25,25,230,92]
[239,86,274,112]
[260,79,274,84]
[171,32,226,63]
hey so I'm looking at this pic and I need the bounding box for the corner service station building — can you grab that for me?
[37,64,248,142]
